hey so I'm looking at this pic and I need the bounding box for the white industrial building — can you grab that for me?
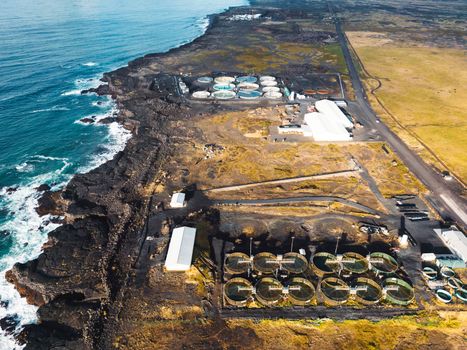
[170,192,186,208]
[434,228,467,262]
[315,99,353,129]
[303,112,352,142]
[165,226,197,271]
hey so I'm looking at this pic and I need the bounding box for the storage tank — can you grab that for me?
[369,252,398,274]
[255,277,284,306]
[352,277,383,305]
[224,252,251,275]
[383,278,414,305]
[341,252,369,274]
[287,277,315,305]
[280,252,309,274]
[319,277,350,305]
[253,252,279,274]
[312,252,340,276]
[224,278,253,306]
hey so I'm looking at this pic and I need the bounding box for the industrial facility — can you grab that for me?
[164,226,197,271]
[222,248,415,308]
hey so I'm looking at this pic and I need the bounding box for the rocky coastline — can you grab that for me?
[4,17,217,349]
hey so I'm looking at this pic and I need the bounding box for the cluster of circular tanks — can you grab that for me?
[191,75,283,100]
[223,251,415,307]
[422,265,466,304]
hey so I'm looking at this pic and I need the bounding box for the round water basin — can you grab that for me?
[319,277,350,305]
[259,75,276,82]
[383,278,414,305]
[212,90,236,100]
[341,252,369,274]
[261,80,278,87]
[435,289,452,303]
[369,252,398,274]
[312,252,339,276]
[192,91,211,99]
[238,90,262,99]
[224,252,251,274]
[440,266,455,278]
[236,76,257,83]
[455,289,467,302]
[213,83,235,91]
[422,266,438,280]
[447,277,465,290]
[255,277,283,306]
[262,86,280,93]
[264,91,282,99]
[197,76,213,84]
[253,252,279,274]
[224,278,253,306]
[281,252,308,274]
[287,277,315,305]
[237,82,259,91]
[214,76,235,84]
[352,277,383,305]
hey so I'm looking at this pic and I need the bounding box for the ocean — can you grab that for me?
[0,0,247,348]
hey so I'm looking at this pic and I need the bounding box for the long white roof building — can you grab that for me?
[304,112,352,142]
[315,99,353,129]
[165,226,197,271]
[434,228,467,262]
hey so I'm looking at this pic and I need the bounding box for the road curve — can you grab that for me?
[333,17,467,229]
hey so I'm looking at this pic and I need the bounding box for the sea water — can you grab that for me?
[0,0,247,348]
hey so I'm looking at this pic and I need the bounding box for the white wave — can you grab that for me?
[196,16,210,32]
[31,106,70,113]
[14,163,34,173]
[82,62,98,67]
[60,89,82,96]
[91,98,112,108]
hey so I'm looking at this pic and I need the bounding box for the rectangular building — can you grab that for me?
[434,228,467,263]
[165,226,197,271]
[304,112,352,142]
[315,99,353,129]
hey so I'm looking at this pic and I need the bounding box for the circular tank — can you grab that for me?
[224,252,251,274]
[447,277,465,290]
[352,277,383,305]
[215,76,235,84]
[455,289,467,302]
[422,266,438,280]
[287,277,315,305]
[261,80,278,87]
[440,266,455,278]
[262,86,280,93]
[319,277,350,305]
[224,278,253,306]
[237,82,259,91]
[259,75,276,82]
[255,278,283,306]
[281,252,308,274]
[197,76,213,84]
[342,252,369,274]
[369,252,398,274]
[212,90,236,100]
[192,91,211,99]
[264,91,282,99]
[238,90,262,100]
[253,252,279,274]
[213,83,235,91]
[435,289,452,303]
[236,76,257,83]
[312,252,339,276]
[383,278,414,305]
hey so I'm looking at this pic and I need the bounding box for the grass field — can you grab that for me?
[347,32,467,182]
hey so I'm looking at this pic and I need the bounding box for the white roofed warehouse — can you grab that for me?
[304,112,352,142]
[434,228,467,263]
[165,226,197,271]
[315,99,353,129]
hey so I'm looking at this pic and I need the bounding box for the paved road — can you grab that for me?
[333,17,467,230]
[213,195,381,215]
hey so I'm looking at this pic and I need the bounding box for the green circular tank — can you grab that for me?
[253,252,279,274]
[352,277,383,305]
[369,252,398,274]
[342,252,369,274]
[383,278,414,305]
[319,277,350,305]
[312,252,339,276]
[224,252,251,275]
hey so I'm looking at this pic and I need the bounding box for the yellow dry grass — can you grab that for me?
[347,32,467,182]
